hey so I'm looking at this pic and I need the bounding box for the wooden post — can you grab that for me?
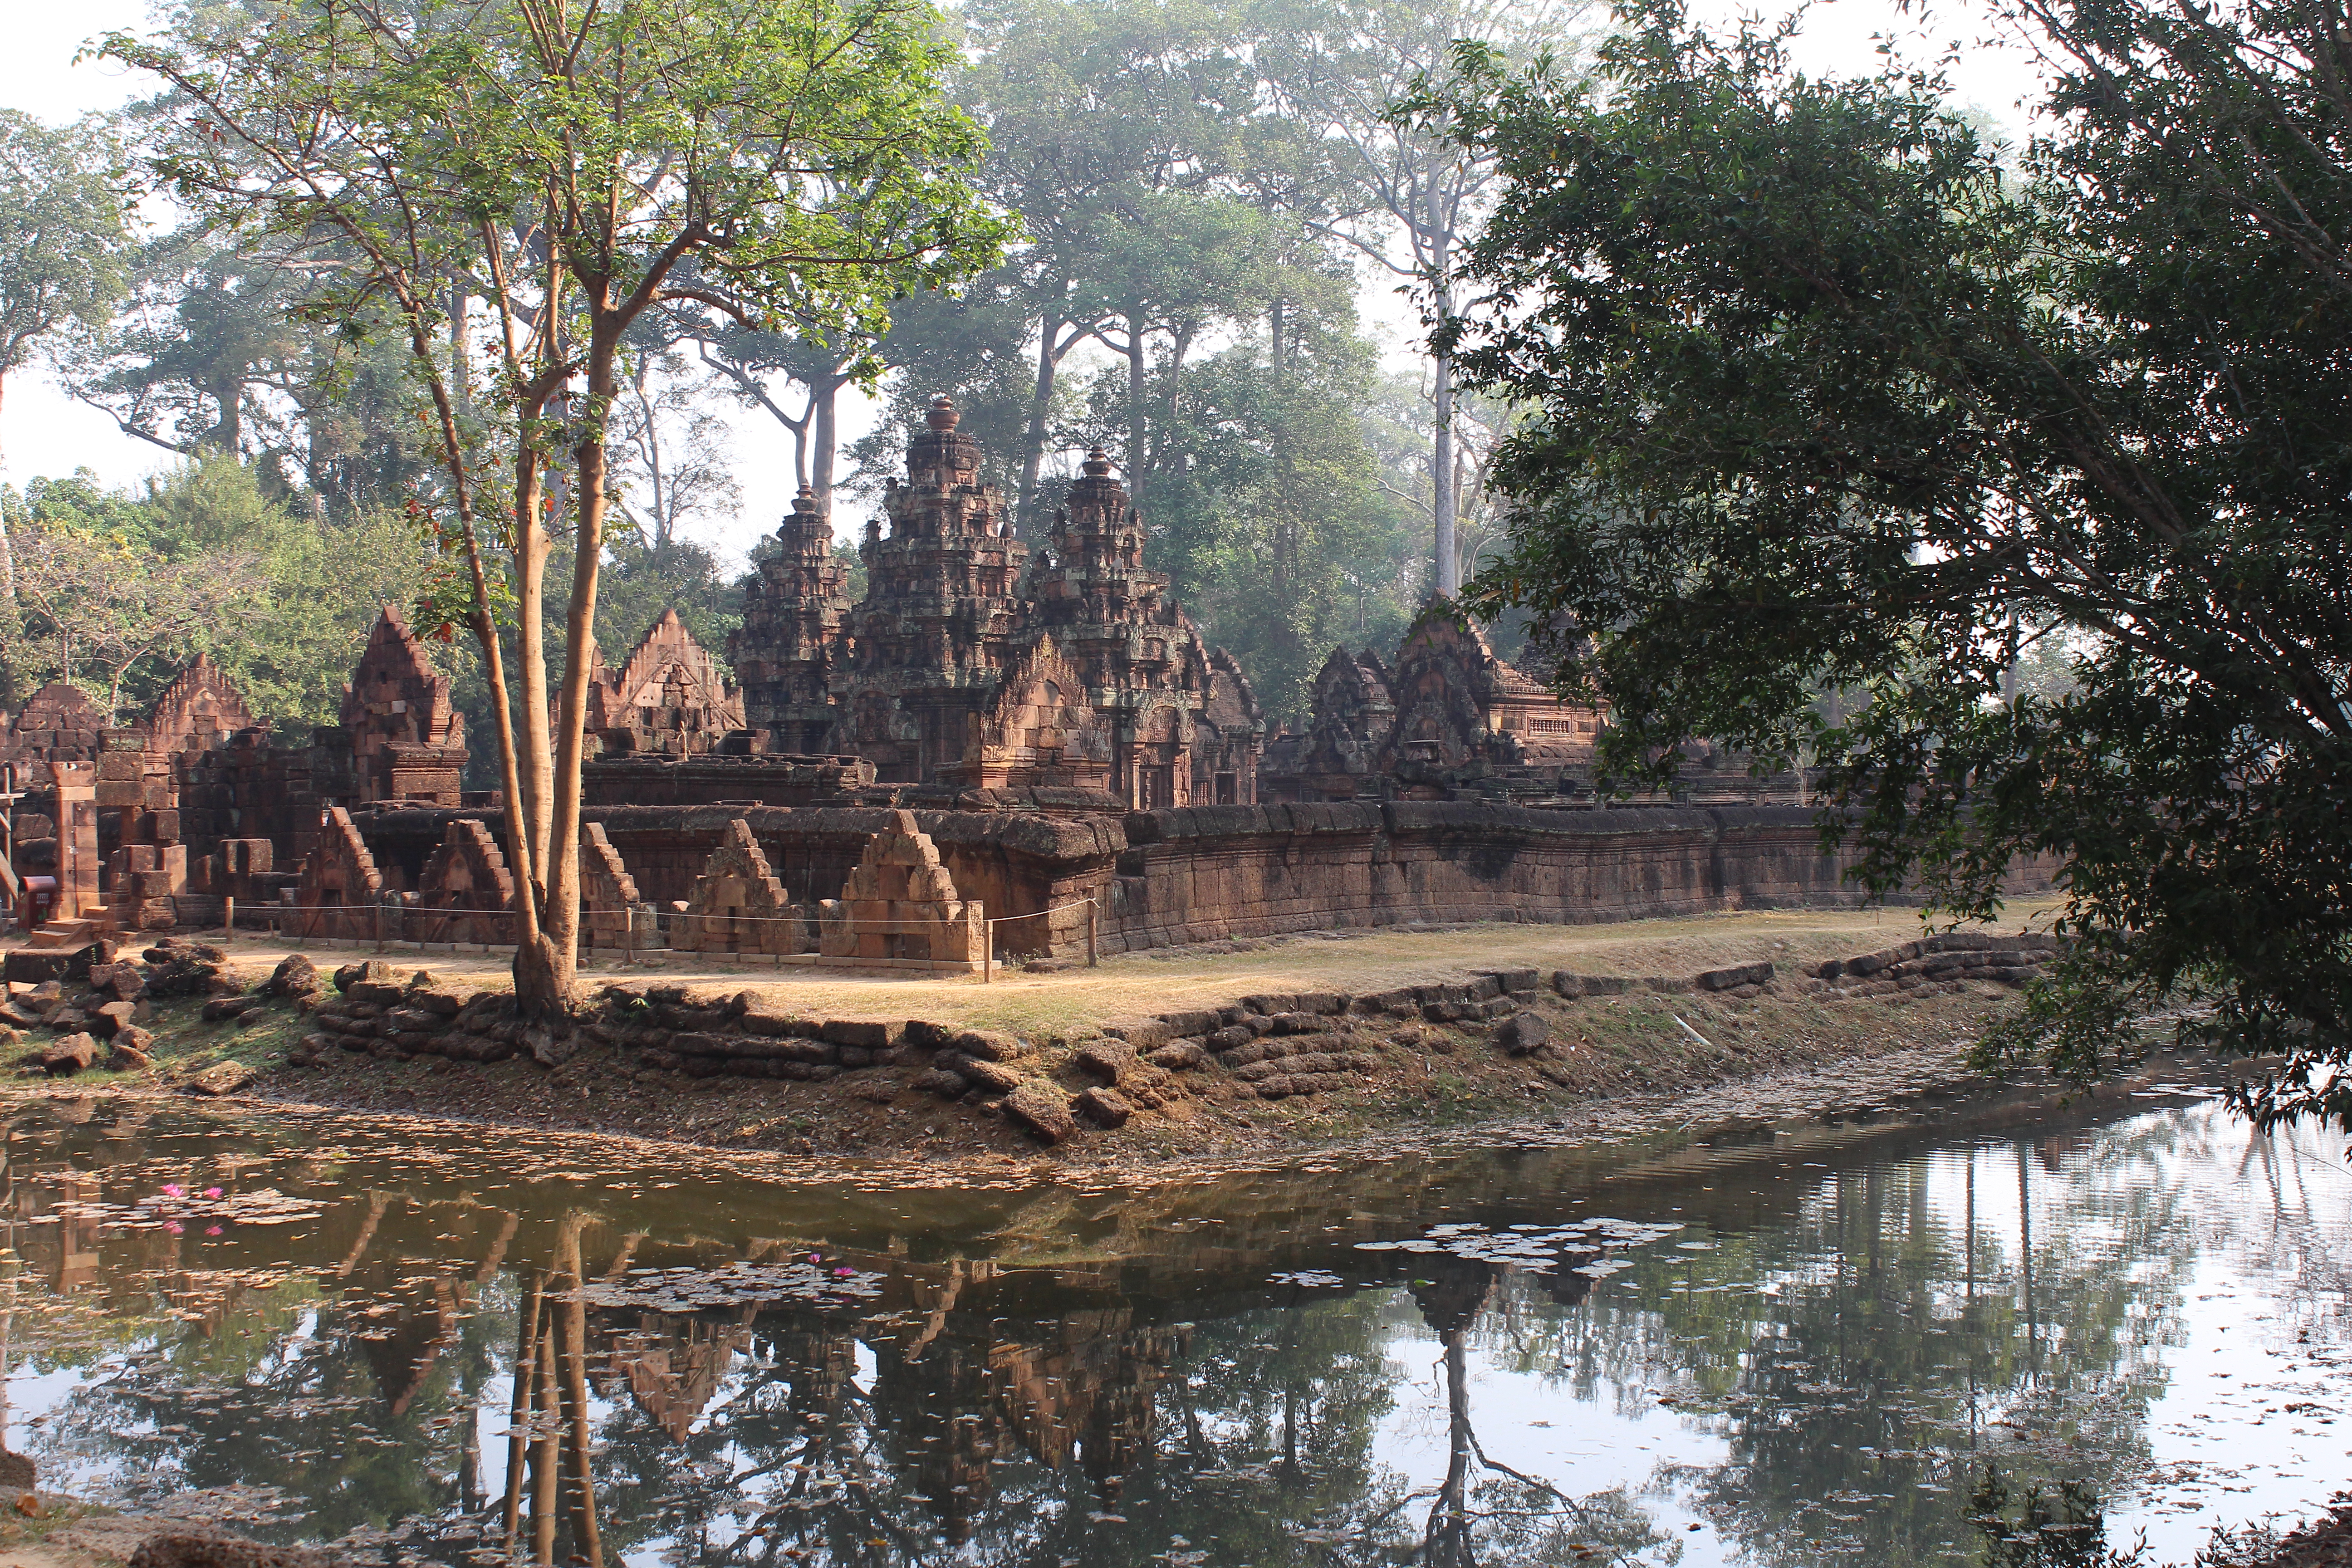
[622,905,635,966]
[374,899,385,953]
[984,919,993,985]
[222,895,235,941]
[1086,900,1099,967]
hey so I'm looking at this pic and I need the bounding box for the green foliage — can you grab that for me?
[1416,0,2352,1123]
[7,454,432,727]
[583,539,743,671]
[1970,1466,2147,1567]
[1078,334,1418,716]
[64,238,431,518]
[0,107,132,383]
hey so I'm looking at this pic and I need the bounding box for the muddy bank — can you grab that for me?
[0,929,2085,1171]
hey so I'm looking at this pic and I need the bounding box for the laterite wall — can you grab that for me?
[339,800,2058,960]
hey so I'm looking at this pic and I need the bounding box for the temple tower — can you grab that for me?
[838,396,1031,782]
[1029,451,1254,808]
[340,606,467,804]
[730,486,851,754]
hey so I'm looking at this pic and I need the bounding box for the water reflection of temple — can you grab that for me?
[0,1083,2219,1567]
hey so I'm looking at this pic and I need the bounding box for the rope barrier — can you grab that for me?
[193,893,1109,979]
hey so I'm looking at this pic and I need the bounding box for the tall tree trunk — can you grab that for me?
[409,297,542,954]
[1429,181,1459,599]
[1424,1328,1475,1568]
[500,1275,543,1548]
[553,1217,603,1568]
[1018,291,1072,536]
[1125,309,1148,519]
[0,372,20,707]
[1165,326,1193,471]
[515,328,614,1015]
[812,379,838,513]
[513,435,555,888]
[530,1327,558,1566]
[211,377,242,453]
[450,277,470,417]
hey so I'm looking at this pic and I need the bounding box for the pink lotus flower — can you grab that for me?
[162,1184,185,1199]
[203,1188,222,1200]
[204,1226,222,1237]
[833,1268,855,1278]
[164,1221,183,1235]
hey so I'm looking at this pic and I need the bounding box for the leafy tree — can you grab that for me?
[110,0,1006,1013]
[0,108,135,704]
[8,455,436,726]
[840,272,1053,508]
[11,523,263,720]
[1249,0,1592,596]
[64,235,431,517]
[1079,305,1418,716]
[610,346,741,554]
[1411,0,2352,1122]
[951,0,1275,526]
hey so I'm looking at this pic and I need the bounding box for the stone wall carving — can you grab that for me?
[580,822,645,951]
[818,808,984,968]
[674,818,811,956]
[413,818,516,945]
[587,608,745,756]
[143,653,260,762]
[1266,610,1607,804]
[342,606,466,804]
[1288,647,1394,798]
[5,682,104,769]
[176,726,359,871]
[293,806,385,939]
[940,634,1110,792]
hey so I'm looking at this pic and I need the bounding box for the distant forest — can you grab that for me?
[0,0,1588,752]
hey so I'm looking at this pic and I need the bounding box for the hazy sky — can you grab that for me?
[0,0,2050,563]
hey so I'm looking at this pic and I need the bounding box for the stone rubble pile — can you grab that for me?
[0,922,2067,1142]
[1807,931,2063,992]
[2,935,249,1076]
[301,962,520,1067]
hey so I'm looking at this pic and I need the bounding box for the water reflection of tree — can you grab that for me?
[1599,1130,2202,1568]
[0,1096,2314,1568]
[1410,1266,1672,1568]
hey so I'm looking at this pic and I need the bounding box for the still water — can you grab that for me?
[0,1080,2345,1566]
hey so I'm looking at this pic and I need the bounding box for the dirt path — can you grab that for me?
[166,897,2064,1035]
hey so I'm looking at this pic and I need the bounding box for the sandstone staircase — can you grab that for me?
[24,916,105,950]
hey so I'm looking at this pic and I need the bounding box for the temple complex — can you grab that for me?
[729,398,1264,808]
[0,392,1862,953]
[1262,614,1609,803]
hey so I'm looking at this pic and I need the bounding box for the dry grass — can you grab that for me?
[181,897,2066,1034]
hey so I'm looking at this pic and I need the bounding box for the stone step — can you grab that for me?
[25,918,103,950]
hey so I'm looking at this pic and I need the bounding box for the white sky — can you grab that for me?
[0,0,2053,566]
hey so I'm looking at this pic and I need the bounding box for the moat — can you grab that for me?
[0,1080,2344,1566]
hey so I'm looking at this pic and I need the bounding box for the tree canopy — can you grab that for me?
[1414,0,2352,1122]
[106,0,1006,1009]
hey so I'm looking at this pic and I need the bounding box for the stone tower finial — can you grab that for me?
[1082,448,1113,477]
[927,394,959,431]
[793,485,820,514]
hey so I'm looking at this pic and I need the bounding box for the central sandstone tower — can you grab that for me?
[725,393,1264,804]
